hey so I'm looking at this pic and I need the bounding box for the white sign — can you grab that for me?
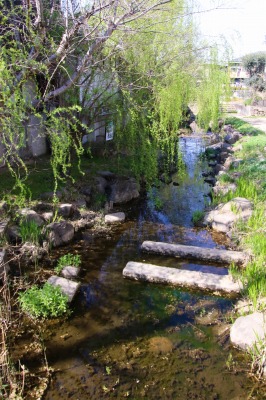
[106,121,114,141]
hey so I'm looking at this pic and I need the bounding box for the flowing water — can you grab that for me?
[44,136,265,399]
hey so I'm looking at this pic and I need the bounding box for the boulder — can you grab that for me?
[47,221,74,247]
[105,212,125,224]
[19,242,47,263]
[95,176,108,194]
[42,212,54,222]
[6,225,21,244]
[224,132,242,145]
[110,177,139,204]
[58,203,74,218]
[204,197,253,233]
[213,182,237,196]
[230,312,266,350]
[20,208,45,226]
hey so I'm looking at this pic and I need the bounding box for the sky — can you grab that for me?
[194,0,266,58]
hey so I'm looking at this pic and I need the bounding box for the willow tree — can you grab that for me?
[196,49,230,131]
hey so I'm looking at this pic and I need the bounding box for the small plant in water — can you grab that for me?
[192,210,204,225]
[19,283,69,318]
[55,253,81,274]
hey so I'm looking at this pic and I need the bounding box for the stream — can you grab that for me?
[43,135,265,399]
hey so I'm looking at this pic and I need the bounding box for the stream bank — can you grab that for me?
[2,131,266,399]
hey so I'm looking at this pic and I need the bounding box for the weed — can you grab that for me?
[19,283,69,318]
[55,253,81,275]
[226,353,235,371]
[192,210,204,225]
[105,366,112,375]
[20,219,42,245]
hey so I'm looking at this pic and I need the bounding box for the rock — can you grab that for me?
[123,261,243,294]
[148,337,174,354]
[6,225,21,244]
[213,182,237,196]
[231,159,243,168]
[105,212,125,224]
[224,132,242,144]
[47,276,80,302]
[95,176,108,194]
[58,203,74,218]
[223,124,233,134]
[223,156,235,170]
[20,208,45,226]
[0,249,10,280]
[110,177,139,204]
[204,176,216,185]
[230,312,266,350]
[0,219,9,239]
[204,197,253,233]
[61,266,80,279]
[141,241,247,265]
[172,181,180,186]
[97,170,116,179]
[42,212,53,222]
[47,221,74,247]
[208,161,217,167]
[80,186,92,197]
[214,164,225,174]
[19,242,47,263]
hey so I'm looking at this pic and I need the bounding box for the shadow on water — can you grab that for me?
[44,136,266,399]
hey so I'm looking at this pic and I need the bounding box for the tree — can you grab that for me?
[242,51,266,92]
[0,0,228,198]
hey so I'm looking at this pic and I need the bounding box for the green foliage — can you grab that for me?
[19,283,69,318]
[197,49,230,131]
[242,51,266,92]
[55,253,81,275]
[192,210,204,225]
[19,219,42,245]
[218,173,234,184]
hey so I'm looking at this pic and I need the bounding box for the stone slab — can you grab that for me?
[141,241,247,265]
[105,212,125,224]
[230,312,266,350]
[123,262,243,294]
[47,276,80,302]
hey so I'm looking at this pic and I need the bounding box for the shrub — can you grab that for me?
[55,253,81,274]
[19,283,69,318]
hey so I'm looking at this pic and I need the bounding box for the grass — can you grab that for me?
[214,117,266,312]
[224,116,265,136]
[192,210,204,225]
[19,219,43,245]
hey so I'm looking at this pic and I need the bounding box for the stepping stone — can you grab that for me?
[105,212,125,224]
[47,276,80,302]
[230,312,266,350]
[123,262,243,294]
[141,241,247,266]
[61,266,80,279]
